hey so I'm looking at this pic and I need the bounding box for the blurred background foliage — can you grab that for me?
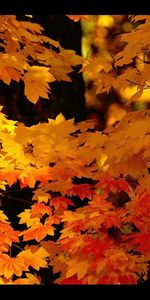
[81,15,148,130]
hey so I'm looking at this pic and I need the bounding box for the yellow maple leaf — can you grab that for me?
[0,210,9,223]
[66,258,89,280]
[0,180,7,191]
[20,221,55,242]
[0,66,21,85]
[62,211,85,223]
[30,247,49,270]
[0,277,4,284]
[48,113,65,125]
[37,195,49,203]
[18,172,36,188]
[32,188,50,203]
[18,247,49,270]
[18,209,40,227]
[0,254,28,279]
[66,15,90,22]
[97,153,109,172]
[24,66,55,103]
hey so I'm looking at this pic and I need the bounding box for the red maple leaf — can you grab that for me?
[60,275,86,284]
[98,274,137,284]
[51,196,75,210]
[66,15,89,22]
[96,174,132,194]
[82,236,113,258]
[129,231,150,254]
[68,184,94,200]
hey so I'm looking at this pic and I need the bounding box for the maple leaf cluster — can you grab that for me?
[0,15,150,285]
[0,107,149,284]
[81,15,150,104]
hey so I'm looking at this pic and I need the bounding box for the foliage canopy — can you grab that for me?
[0,15,150,285]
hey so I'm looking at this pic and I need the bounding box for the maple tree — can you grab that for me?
[0,15,150,285]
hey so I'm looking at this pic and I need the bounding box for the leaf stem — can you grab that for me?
[2,195,31,204]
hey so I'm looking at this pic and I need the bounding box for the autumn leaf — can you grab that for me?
[0,254,28,279]
[66,258,89,280]
[32,189,50,203]
[0,223,20,246]
[103,211,122,229]
[85,132,107,150]
[18,247,49,270]
[40,240,60,259]
[18,167,53,188]
[68,184,94,200]
[97,274,137,284]
[62,211,85,223]
[0,169,20,186]
[18,209,40,228]
[50,196,75,211]
[31,203,52,217]
[136,174,150,194]
[0,210,9,223]
[24,66,55,103]
[20,221,55,242]
[0,180,7,191]
[0,66,21,85]
[66,15,90,22]
[82,237,113,258]
[96,174,132,195]
[48,113,65,125]
[129,231,150,256]
[60,275,85,284]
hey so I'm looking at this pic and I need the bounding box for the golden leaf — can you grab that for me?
[24,66,55,103]
[0,254,28,279]
[66,258,89,280]
[18,247,49,271]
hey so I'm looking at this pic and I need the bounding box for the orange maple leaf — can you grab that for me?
[66,15,90,22]
[50,196,75,210]
[20,221,55,242]
[0,170,20,186]
[68,184,94,200]
[96,174,132,194]
[0,254,28,279]
[0,222,20,246]
[31,203,52,217]
[0,167,53,188]
[61,274,86,284]
[18,247,49,270]
[19,167,53,188]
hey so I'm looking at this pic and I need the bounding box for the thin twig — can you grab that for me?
[2,195,31,204]
[126,79,150,89]
[13,244,24,251]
